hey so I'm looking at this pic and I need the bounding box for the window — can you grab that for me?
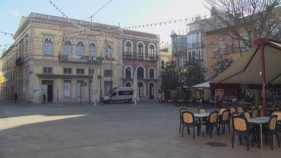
[138,43,144,58]
[188,52,191,61]
[125,67,131,78]
[25,37,28,55]
[138,82,144,97]
[77,42,84,56]
[76,69,84,74]
[44,38,52,55]
[64,41,72,55]
[64,81,71,98]
[106,45,112,59]
[148,45,154,59]
[104,70,112,77]
[161,60,165,69]
[125,82,131,87]
[125,41,132,57]
[43,67,52,74]
[63,68,72,74]
[89,69,94,75]
[137,67,144,78]
[89,43,96,61]
[77,81,84,98]
[149,69,154,79]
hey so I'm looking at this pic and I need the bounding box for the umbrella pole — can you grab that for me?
[261,44,267,116]
[135,100,136,105]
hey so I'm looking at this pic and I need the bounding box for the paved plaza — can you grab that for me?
[0,100,280,158]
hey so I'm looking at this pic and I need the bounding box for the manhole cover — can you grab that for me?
[205,142,227,147]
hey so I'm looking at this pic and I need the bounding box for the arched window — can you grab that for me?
[89,43,96,61]
[64,41,72,55]
[77,42,84,56]
[106,45,112,59]
[138,82,144,97]
[44,38,52,55]
[125,82,131,87]
[149,69,154,79]
[125,41,132,57]
[137,67,144,78]
[149,45,154,59]
[125,67,131,78]
[138,43,143,58]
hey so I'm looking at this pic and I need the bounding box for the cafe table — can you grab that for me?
[194,113,210,137]
[247,117,279,149]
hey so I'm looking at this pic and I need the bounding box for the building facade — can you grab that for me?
[121,30,159,100]
[1,12,160,103]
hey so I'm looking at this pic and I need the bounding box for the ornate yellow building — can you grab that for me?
[1,13,123,103]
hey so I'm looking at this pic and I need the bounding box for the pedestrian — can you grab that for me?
[43,94,46,104]
[158,92,162,103]
[13,92,18,103]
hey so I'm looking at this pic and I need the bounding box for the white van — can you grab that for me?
[103,87,133,104]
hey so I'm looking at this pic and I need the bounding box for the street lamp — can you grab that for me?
[99,52,104,105]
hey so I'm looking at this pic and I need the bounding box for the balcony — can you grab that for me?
[122,52,158,61]
[58,55,102,64]
[16,57,24,66]
[187,42,204,49]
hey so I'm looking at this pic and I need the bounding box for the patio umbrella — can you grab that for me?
[91,69,99,106]
[133,71,139,105]
[210,38,281,115]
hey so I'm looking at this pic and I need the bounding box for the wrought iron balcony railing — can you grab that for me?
[58,55,103,64]
[122,52,158,61]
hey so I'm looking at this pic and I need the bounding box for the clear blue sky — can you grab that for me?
[0,0,208,52]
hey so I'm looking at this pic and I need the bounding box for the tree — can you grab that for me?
[160,61,179,92]
[182,59,207,87]
[210,54,234,79]
[204,0,281,53]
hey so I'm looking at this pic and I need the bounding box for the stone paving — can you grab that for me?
[0,100,280,158]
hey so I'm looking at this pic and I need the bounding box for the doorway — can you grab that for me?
[42,80,53,103]
[149,83,154,99]
[47,85,53,102]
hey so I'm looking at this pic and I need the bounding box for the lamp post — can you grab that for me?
[99,52,104,105]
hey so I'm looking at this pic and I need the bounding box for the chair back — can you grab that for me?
[272,111,281,119]
[182,111,195,124]
[257,104,263,110]
[259,108,264,117]
[236,106,244,113]
[232,112,240,117]
[232,116,248,132]
[208,111,218,123]
[268,115,278,131]
[244,111,251,119]
[251,105,256,110]
[221,110,230,121]
[219,108,227,114]
[179,108,188,118]
[198,107,207,114]
[229,107,236,115]
[251,108,258,118]
[274,106,281,111]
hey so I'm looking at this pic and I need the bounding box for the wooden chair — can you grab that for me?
[257,104,263,110]
[229,107,236,116]
[218,110,230,135]
[244,111,251,119]
[259,108,264,117]
[182,111,199,139]
[251,108,259,118]
[205,111,219,138]
[198,107,207,114]
[179,108,188,133]
[231,116,258,151]
[237,106,244,113]
[219,108,227,115]
[263,115,280,150]
[251,105,256,110]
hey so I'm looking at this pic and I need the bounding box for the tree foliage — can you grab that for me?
[160,61,179,92]
[210,54,234,79]
[205,0,281,49]
[182,59,207,87]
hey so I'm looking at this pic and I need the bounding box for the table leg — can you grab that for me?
[260,124,263,149]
